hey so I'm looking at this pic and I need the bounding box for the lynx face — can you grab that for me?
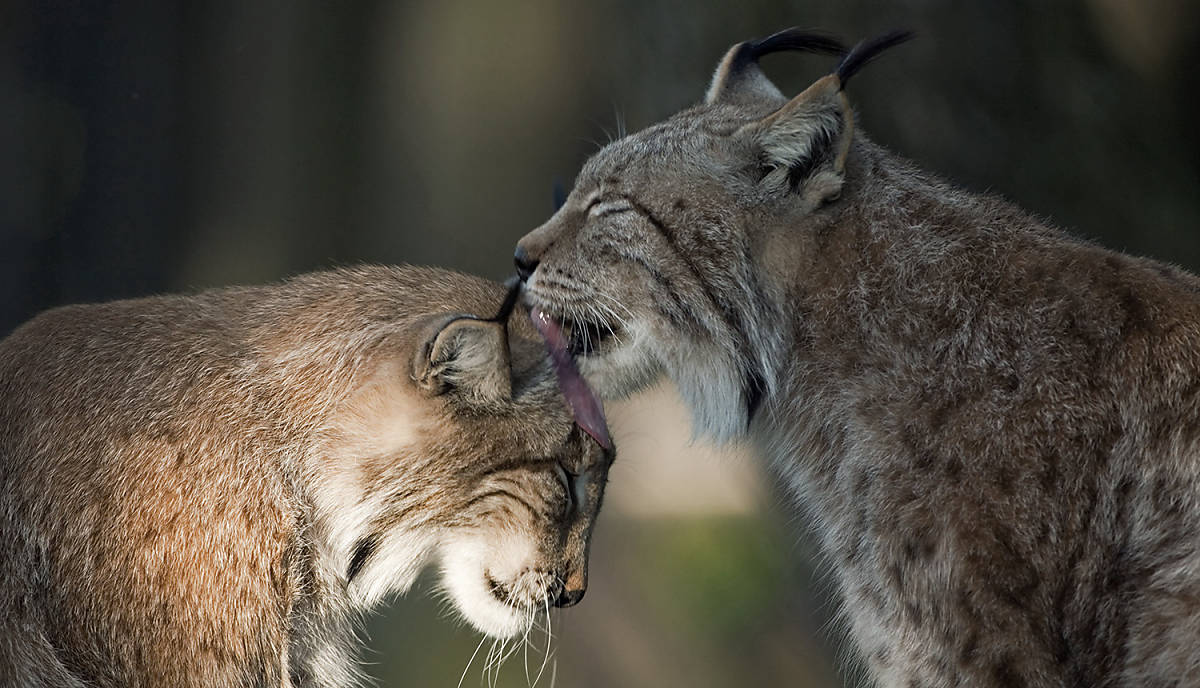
[390,310,612,638]
[0,266,612,686]
[516,32,879,441]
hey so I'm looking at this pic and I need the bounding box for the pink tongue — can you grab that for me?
[529,307,613,450]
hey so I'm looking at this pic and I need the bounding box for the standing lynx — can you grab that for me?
[516,28,1200,687]
[0,265,613,687]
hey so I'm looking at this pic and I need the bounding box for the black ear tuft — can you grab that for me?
[722,28,847,85]
[707,28,847,105]
[490,276,521,324]
[836,29,914,88]
[746,27,848,63]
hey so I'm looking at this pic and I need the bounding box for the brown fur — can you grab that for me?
[0,265,612,687]
[517,30,1200,687]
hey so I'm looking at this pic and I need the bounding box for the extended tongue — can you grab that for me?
[529,307,613,451]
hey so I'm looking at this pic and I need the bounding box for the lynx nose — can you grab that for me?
[514,245,539,282]
[553,587,586,608]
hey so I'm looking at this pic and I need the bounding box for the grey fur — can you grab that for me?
[518,31,1200,687]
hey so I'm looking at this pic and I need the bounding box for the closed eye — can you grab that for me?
[555,463,577,516]
[586,198,634,218]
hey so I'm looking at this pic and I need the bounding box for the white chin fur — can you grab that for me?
[580,320,747,443]
[664,339,747,443]
[576,320,664,401]
[438,535,538,639]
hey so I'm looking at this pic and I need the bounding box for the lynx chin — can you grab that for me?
[0,265,613,688]
[518,28,1200,687]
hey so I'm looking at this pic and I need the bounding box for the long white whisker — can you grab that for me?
[458,634,488,688]
[523,622,532,687]
[595,289,634,319]
[501,597,533,684]
[532,598,553,687]
[498,629,525,665]
[613,102,627,139]
[482,637,498,687]
[569,302,592,355]
[590,300,627,345]
[591,293,634,343]
[493,638,510,688]
[575,135,606,152]
[483,592,525,686]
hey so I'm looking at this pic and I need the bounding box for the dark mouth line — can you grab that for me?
[523,291,620,357]
[486,573,558,609]
[485,573,511,604]
[564,318,616,356]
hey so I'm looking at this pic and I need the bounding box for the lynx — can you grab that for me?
[516,28,1200,686]
[0,265,613,688]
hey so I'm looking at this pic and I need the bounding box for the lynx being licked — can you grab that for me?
[0,265,613,688]
[518,28,1200,687]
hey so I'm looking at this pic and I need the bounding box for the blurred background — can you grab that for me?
[3,1,1198,686]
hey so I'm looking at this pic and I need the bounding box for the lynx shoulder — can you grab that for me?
[0,265,612,688]
[517,28,1200,687]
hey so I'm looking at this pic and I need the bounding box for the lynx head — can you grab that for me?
[320,278,613,640]
[516,29,911,441]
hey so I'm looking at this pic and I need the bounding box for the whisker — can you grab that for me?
[596,290,635,321]
[482,637,498,687]
[590,300,628,346]
[495,630,525,679]
[613,102,627,139]
[458,635,489,688]
[598,120,615,144]
[483,593,526,686]
[531,598,554,687]
[575,135,607,153]
[523,623,532,687]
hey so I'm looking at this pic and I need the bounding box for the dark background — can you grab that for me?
[4,1,1198,686]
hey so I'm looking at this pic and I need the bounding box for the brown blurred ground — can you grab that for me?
[3,1,1198,686]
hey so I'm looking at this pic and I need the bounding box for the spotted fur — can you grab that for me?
[0,265,612,687]
[518,28,1200,687]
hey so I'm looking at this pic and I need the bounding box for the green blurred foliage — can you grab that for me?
[640,517,785,641]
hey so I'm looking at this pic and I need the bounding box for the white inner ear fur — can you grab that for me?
[754,105,843,168]
[432,319,512,404]
[749,75,849,205]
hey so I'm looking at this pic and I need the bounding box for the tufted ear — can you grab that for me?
[743,74,852,205]
[412,315,511,405]
[740,30,914,204]
[705,28,846,107]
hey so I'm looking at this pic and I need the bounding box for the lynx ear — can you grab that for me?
[743,29,914,202]
[412,315,512,404]
[705,28,846,107]
[746,75,852,202]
